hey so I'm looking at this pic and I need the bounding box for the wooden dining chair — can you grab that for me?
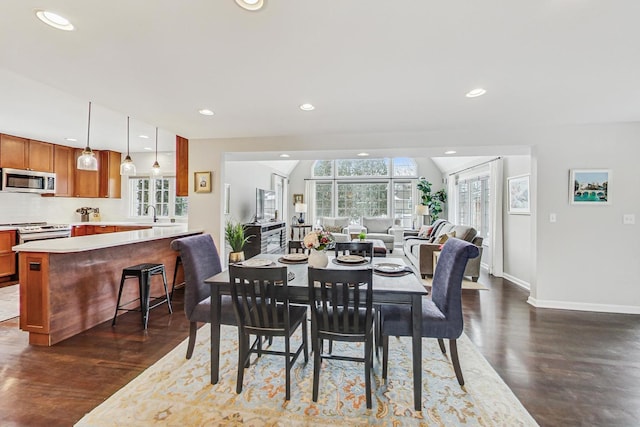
[307,267,375,409]
[228,265,309,401]
[288,240,308,254]
[170,234,237,359]
[380,238,479,386]
[334,241,373,260]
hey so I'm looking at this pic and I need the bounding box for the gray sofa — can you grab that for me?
[403,220,483,281]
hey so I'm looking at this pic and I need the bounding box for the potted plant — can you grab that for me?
[416,177,447,224]
[225,220,252,263]
[358,231,367,241]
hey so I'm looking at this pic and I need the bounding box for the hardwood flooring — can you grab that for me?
[1,274,639,426]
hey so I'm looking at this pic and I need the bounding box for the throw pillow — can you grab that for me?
[324,225,343,234]
[437,230,456,244]
[417,225,433,238]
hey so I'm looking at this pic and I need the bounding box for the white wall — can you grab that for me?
[189,125,640,314]
[502,156,532,288]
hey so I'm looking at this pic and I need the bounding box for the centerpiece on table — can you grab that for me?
[302,229,335,268]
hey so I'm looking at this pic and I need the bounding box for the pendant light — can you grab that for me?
[151,127,161,176]
[77,101,98,171]
[119,116,137,175]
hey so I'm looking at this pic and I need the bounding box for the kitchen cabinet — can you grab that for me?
[71,224,151,236]
[115,226,152,232]
[99,150,122,198]
[176,135,189,197]
[92,225,116,234]
[71,225,86,237]
[0,134,53,172]
[53,145,75,197]
[0,230,17,282]
[74,149,100,198]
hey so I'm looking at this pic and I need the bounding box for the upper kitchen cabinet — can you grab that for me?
[176,135,188,197]
[0,134,53,172]
[99,150,122,198]
[74,148,100,198]
[53,145,74,197]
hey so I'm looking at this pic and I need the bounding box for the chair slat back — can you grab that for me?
[229,265,289,333]
[334,242,373,260]
[288,240,308,254]
[308,267,373,337]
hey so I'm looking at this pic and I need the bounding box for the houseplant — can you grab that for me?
[416,177,447,224]
[358,231,367,241]
[225,220,252,263]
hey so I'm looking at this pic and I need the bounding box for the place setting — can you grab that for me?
[372,262,415,277]
[277,253,309,264]
[331,254,371,266]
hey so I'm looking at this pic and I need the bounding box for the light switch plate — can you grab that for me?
[549,213,557,223]
[623,214,635,225]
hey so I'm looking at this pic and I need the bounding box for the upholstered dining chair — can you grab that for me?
[380,237,479,386]
[229,265,309,401]
[307,267,375,409]
[170,234,237,359]
[334,241,374,261]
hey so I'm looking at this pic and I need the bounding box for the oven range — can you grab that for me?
[7,222,72,244]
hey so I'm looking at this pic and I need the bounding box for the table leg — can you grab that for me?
[210,286,222,384]
[412,294,422,411]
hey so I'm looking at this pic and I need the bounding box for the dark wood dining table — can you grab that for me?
[205,253,428,411]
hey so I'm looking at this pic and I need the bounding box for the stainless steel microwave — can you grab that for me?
[0,168,56,194]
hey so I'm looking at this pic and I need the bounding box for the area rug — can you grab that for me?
[76,324,537,426]
[0,285,19,322]
[422,277,489,291]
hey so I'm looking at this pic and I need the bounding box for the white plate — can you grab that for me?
[241,258,273,267]
[374,263,405,273]
[283,253,308,261]
[337,254,365,263]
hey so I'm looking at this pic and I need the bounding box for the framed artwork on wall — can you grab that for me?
[570,169,611,205]
[194,171,212,193]
[508,174,531,215]
[293,193,303,205]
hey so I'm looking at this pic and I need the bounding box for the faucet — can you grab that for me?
[145,205,157,223]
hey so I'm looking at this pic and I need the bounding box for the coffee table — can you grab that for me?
[352,238,387,257]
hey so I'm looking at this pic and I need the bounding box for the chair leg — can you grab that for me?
[312,337,321,402]
[438,338,447,354]
[160,267,173,314]
[302,313,309,363]
[364,333,373,409]
[449,339,464,386]
[285,335,291,401]
[382,335,389,381]
[236,332,247,394]
[186,321,198,359]
[111,272,126,326]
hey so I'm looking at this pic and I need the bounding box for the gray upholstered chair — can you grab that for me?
[170,234,237,359]
[380,237,480,386]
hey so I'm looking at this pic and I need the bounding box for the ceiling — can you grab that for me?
[1,1,639,155]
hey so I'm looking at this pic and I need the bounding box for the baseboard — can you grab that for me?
[502,273,530,291]
[527,297,640,315]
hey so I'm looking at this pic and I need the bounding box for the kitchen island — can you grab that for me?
[12,225,202,346]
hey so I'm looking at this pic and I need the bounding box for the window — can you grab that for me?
[456,175,489,239]
[310,158,419,225]
[129,177,188,218]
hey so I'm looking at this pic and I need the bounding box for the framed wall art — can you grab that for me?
[293,193,303,205]
[194,171,212,193]
[570,169,610,205]
[508,174,530,214]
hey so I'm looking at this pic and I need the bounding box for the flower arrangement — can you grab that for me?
[303,230,335,251]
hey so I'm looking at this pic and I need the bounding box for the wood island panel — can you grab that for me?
[19,233,197,346]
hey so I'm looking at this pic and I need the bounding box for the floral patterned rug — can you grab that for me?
[76,324,537,426]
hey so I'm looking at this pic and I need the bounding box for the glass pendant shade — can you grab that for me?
[120,116,136,175]
[150,127,161,176]
[77,101,99,171]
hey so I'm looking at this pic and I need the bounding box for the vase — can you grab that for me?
[308,249,328,268]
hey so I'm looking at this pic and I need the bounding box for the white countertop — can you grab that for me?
[12,225,202,253]
[69,221,184,227]
[0,226,18,231]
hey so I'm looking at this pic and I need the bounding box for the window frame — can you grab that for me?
[128,176,188,219]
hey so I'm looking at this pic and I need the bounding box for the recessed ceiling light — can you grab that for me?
[143,147,153,151]
[139,134,149,139]
[445,150,457,155]
[65,137,77,142]
[199,109,215,116]
[466,88,486,98]
[235,0,264,11]
[299,103,315,111]
[280,154,290,158]
[357,152,369,157]
[35,10,74,31]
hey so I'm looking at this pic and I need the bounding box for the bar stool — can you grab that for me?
[170,255,184,301]
[112,263,173,329]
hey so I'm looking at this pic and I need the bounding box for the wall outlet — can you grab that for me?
[623,214,635,225]
[549,213,557,223]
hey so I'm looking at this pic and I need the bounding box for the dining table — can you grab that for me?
[204,253,428,411]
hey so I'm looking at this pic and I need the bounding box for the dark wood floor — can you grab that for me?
[1,274,639,426]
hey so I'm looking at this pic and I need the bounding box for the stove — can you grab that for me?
[9,222,72,244]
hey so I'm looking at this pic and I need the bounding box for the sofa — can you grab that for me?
[403,220,483,281]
